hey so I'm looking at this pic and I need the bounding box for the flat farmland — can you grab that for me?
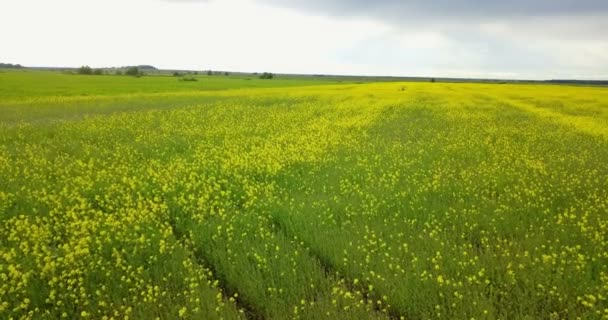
[1,71,607,319]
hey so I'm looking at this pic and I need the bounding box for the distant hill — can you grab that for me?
[0,63,24,68]
[122,65,157,70]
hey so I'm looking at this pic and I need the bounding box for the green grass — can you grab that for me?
[0,69,354,101]
[1,70,607,319]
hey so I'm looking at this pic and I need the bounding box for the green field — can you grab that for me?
[1,70,607,319]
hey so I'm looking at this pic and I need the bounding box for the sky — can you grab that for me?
[1,0,607,80]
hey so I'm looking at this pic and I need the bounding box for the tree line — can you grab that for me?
[0,63,23,68]
[77,66,143,77]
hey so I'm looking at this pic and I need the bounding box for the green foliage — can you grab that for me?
[0,63,23,68]
[77,66,105,76]
[77,65,93,75]
[259,72,274,79]
[135,65,157,70]
[125,66,142,77]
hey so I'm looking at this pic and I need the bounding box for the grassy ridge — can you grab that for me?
[1,72,607,319]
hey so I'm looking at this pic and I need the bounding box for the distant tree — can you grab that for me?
[207,70,213,76]
[224,72,230,76]
[430,78,436,83]
[125,66,142,77]
[136,65,157,70]
[120,65,156,73]
[115,69,123,75]
[173,71,182,77]
[78,65,93,75]
[93,69,103,75]
[0,63,23,68]
[259,72,274,79]
[193,71,198,75]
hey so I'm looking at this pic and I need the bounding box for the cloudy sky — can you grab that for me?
[2,0,607,79]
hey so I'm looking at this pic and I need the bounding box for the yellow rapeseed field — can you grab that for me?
[1,73,607,319]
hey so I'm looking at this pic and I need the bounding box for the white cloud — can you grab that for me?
[1,0,387,74]
[1,0,607,79]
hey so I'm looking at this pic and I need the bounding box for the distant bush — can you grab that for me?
[430,78,436,83]
[78,66,93,75]
[120,64,158,71]
[224,72,230,76]
[125,67,143,77]
[135,65,157,71]
[93,69,103,75]
[259,72,274,79]
[0,63,23,68]
[173,72,183,77]
[115,70,123,75]
[179,77,198,82]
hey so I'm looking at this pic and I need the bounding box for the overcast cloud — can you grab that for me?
[2,0,607,79]
[255,0,608,79]
[258,0,608,19]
